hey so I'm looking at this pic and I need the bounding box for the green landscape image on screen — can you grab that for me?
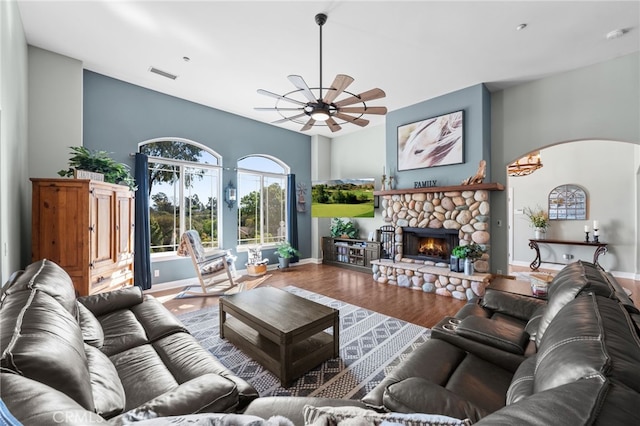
[311,178,375,218]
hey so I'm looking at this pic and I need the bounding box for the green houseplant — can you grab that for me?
[330,218,358,239]
[275,241,301,269]
[58,146,137,191]
[450,243,485,275]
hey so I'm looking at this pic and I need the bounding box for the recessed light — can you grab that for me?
[183,56,191,62]
[516,23,527,31]
[606,28,627,40]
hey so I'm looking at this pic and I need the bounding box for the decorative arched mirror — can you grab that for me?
[548,184,587,220]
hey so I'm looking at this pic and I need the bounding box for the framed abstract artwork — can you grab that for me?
[397,110,464,171]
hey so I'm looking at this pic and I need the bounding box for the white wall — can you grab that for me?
[28,46,83,179]
[1,0,29,281]
[330,124,386,241]
[509,140,638,275]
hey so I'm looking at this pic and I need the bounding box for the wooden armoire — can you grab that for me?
[31,178,135,296]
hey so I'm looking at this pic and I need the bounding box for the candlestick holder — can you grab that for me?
[584,231,590,243]
[381,174,387,191]
[593,229,599,243]
[388,175,394,190]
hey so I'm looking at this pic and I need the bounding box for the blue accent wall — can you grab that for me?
[83,70,311,283]
[386,84,491,188]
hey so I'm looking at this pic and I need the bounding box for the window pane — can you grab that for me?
[263,176,286,244]
[238,156,285,174]
[184,167,219,248]
[149,163,180,253]
[141,140,219,165]
[238,172,261,246]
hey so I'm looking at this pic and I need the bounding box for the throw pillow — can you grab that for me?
[303,405,471,426]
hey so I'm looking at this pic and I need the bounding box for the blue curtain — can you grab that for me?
[134,153,152,290]
[287,174,299,263]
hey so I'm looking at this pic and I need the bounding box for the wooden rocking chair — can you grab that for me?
[178,230,239,296]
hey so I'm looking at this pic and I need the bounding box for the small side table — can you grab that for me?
[528,239,608,271]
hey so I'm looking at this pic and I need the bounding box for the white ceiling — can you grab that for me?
[17,1,640,137]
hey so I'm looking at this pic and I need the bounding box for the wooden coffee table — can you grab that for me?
[219,287,339,387]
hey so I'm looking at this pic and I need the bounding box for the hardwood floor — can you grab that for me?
[150,263,466,329]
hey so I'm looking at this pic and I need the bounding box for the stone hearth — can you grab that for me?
[371,183,503,301]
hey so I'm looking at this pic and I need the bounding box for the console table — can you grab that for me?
[528,239,608,270]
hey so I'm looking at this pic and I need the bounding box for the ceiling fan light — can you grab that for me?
[310,110,330,121]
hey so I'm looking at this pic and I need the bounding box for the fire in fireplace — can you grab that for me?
[402,227,459,262]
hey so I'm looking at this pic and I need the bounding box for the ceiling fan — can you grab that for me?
[255,13,387,133]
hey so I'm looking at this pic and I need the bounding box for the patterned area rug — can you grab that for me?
[177,286,431,399]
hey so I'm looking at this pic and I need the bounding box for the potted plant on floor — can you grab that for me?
[276,241,301,269]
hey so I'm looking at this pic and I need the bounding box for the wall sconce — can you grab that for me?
[224,181,237,209]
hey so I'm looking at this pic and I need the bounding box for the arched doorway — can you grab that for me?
[506,140,639,283]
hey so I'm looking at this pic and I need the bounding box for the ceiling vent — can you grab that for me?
[149,67,178,80]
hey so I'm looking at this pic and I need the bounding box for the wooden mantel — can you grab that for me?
[374,182,504,196]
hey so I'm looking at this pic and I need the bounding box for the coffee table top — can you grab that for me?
[220,287,337,334]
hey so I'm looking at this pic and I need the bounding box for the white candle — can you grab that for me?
[593,220,599,229]
[584,225,589,232]
[383,165,386,175]
[594,229,599,236]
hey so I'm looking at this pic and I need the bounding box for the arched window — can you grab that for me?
[139,138,222,253]
[237,155,289,247]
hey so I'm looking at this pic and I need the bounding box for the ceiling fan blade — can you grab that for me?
[301,118,316,131]
[334,112,370,127]
[323,74,354,104]
[339,106,387,115]
[288,75,318,103]
[254,107,303,111]
[334,88,386,107]
[326,118,342,132]
[272,113,307,124]
[257,89,307,106]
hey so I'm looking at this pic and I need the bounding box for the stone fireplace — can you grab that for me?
[370,183,504,300]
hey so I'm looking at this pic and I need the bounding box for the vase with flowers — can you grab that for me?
[524,206,549,239]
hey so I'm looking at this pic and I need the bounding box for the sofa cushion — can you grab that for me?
[131,296,189,342]
[535,261,611,346]
[0,289,94,411]
[99,308,150,356]
[382,378,484,423]
[84,343,126,418]
[303,404,471,426]
[534,293,609,393]
[3,259,78,317]
[151,332,259,404]
[506,356,535,404]
[114,374,239,420]
[77,301,105,348]
[78,285,143,317]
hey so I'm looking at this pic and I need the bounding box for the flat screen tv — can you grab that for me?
[311,178,375,218]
